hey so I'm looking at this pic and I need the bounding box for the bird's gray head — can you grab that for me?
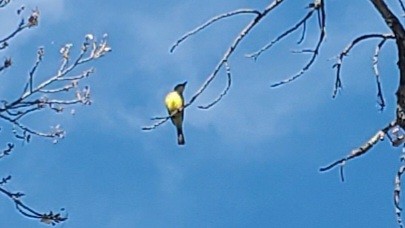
[174,81,187,93]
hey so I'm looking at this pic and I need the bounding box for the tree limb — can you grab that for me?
[395,152,405,228]
[370,0,405,127]
[319,120,395,181]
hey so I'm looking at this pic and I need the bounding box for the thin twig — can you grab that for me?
[170,9,261,53]
[297,20,307,45]
[142,117,169,131]
[198,60,232,109]
[0,8,40,48]
[398,0,405,15]
[372,37,392,110]
[142,108,182,131]
[0,143,14,159]
[0,175,11,185]
[0,20,28,44]
[23,48,44,95]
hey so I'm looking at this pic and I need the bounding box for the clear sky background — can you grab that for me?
[0,0,403,227]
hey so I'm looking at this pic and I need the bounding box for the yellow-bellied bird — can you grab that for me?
[165,82,187,145]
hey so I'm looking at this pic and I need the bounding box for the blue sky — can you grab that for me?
[0,0,403,227]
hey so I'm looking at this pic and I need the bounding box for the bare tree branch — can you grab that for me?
[319,120,395,180]
[143,0,328,131]
[0,9,39,50]
[178,0,284,110]
[395,148,405,228]
[143,0,285,130]
[198,60,232,109]
[25,47,44,94]
[0,4,111,225]
[142,108,183,131]
[370,0,405,128]
[363,2,405,223]
[0,175,11,185]
[170,9,261,53]
[0,35,110,142]
[245,9,315,61]
[322,5,405,214]
[0,179,67,225]
[332,33,394,98]
[0,0,12,8]
[144,0,405,225]
[270,1,326,87]
[373,37,392,110]
[0,143,14,159]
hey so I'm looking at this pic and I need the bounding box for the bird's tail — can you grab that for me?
[177,127,185,145]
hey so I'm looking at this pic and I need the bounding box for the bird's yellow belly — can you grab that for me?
[165,92,183,112]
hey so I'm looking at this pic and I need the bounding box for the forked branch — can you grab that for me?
[0,176,67,226]
[270,0,326,87]
[332,33,394,99]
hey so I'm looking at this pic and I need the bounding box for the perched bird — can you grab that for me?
[165,81,187,145]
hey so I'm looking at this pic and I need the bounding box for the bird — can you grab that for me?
[165,81,187,145]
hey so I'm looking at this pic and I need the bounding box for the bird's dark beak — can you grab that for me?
[181,81,187,87]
